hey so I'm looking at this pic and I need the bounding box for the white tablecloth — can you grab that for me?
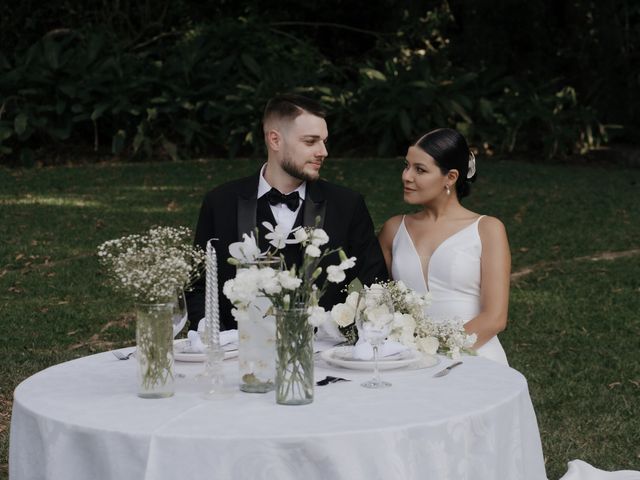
[10,350,547,480]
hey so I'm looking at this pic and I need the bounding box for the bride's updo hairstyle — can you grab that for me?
[415,128,477,198]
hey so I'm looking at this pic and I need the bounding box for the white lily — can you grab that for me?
[228,232,264,262]
[262,221,298,250]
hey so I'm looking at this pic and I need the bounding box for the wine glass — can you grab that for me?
[172,289,188,338]
[355,288,395,388]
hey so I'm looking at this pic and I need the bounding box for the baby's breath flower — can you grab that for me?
[97,226,205,303]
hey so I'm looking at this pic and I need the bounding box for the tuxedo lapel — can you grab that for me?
[303,181,326,229]
[236,174,260,239]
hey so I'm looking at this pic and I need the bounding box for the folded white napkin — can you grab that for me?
[352,339,408,360]
[184,323,239,353]
[186,330,205,352]
[315,317,346,342]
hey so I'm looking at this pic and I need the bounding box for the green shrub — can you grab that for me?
[0,19,336,165]
[0,13,610,165]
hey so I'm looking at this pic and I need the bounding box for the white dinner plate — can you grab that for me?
[173,339,238,363]
[320,346,438,371]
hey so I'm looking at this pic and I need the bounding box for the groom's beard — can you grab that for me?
[281,155,320,182]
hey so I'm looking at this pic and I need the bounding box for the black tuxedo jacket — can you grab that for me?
[186,172,389,330]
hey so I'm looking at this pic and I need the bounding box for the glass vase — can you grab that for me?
[238,295,277,393]
[237,259,282,393]
[275,305,314,405]
[135,301,175,398]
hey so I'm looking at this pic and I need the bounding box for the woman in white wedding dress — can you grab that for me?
[379,128,510,365]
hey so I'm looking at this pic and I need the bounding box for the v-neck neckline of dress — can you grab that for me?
[400,216,482,292]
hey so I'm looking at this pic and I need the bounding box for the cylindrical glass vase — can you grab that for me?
[237,259,282,393]
[135,302,175,398]
[238,295,276,392]
[275,306,314,405]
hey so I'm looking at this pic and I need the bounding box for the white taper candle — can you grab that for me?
[205,239,220,348]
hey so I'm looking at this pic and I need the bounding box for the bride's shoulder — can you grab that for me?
[477,215,508,240]
[378,215,405,246]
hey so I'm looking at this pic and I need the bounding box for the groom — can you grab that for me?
[186,93,388,331]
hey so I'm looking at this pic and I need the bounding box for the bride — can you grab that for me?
[379,128,510,365]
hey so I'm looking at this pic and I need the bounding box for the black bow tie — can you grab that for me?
[266,188,301,212]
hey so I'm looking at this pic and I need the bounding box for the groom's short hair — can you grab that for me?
[263,94,326,128]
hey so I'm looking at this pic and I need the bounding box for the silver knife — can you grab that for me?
[433,361,463,377]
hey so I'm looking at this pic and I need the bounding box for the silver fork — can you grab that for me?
[112,350,135,360]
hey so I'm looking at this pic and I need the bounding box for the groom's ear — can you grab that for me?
[266,129,281,151]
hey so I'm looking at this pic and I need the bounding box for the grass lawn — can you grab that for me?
[1,157,639,479]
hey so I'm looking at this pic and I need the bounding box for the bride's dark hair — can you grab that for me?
[415,128,476,198]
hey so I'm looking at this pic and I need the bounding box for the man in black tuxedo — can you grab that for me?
[186,94,388,330]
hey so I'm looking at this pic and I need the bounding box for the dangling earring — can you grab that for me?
[445,185,451,196]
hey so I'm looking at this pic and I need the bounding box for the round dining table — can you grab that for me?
[10,346,547,480]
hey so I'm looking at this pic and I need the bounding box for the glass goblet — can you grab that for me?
[172,288,188,338]
[355,289,395,388]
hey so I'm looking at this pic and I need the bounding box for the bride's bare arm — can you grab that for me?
[465,216,511,348]
[377,215,404,277]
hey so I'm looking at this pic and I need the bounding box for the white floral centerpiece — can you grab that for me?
[224,221,354,326]
[331,280,477,359]
[97,226,205,398]
[414,317,478,359]
[97,226,205,303]
[223,221,355,404]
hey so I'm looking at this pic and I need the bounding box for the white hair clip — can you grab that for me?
[467,152,476,179]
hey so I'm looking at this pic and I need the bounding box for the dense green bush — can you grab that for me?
[0,5,617,165]
[0,20,337,164]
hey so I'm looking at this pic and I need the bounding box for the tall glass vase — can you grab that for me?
[275,305,314,405]
[135,301,175,398]
[238,295,277,392]
[237,259,281,393]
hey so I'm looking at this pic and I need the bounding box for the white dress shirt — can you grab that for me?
[257,164,306,233]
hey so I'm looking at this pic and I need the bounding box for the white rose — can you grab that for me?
[345,291,360,309]
[394,312,416,331]
[307,306,328,327]
[331,302,356,327]
[326,265,346,283]
[399,332,417,350]
[305,244,321,258]
[416,336,439,355]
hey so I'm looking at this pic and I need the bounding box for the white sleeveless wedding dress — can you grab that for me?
[391,215,509,365]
